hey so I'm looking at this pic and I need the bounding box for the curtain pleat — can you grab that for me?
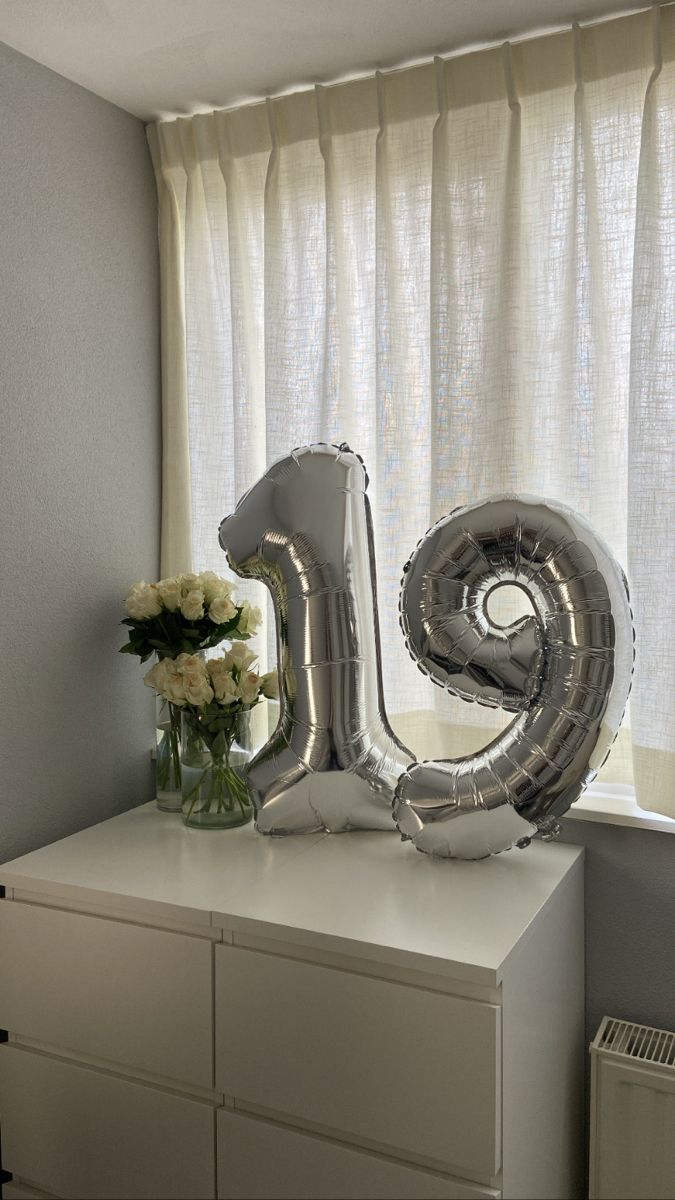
[628,8,675,813]
[146,121,192,576]
[148,4,675,815]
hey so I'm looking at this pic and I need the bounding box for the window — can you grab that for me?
[149,5,675,818]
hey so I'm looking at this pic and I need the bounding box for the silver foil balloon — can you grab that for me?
[394,495,634,859]
[219,443,414,834]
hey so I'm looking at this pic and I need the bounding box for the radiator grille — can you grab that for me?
[593,1014,675,1070]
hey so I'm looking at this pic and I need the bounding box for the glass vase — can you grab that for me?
[181,711,253,830]
[155,698,182,812]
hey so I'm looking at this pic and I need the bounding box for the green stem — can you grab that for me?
[168,703,182,786]
[191,759,251,817]
[181,716,252,821]
[184,772,203,820]
[156,734,170,791]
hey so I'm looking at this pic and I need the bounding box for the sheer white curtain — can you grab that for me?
[148,5,675,817]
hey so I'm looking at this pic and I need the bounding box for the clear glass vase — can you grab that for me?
[181,710,253,830]
[155,698,182,812]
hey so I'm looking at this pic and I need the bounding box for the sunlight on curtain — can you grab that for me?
[147,5,675,817]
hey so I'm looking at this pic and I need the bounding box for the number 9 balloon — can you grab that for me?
[394,495,634,858]
[220,445,633,858]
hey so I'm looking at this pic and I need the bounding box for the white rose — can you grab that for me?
[206,656,228,680]
[237,671,261,705]
[125,582,162,620]
[179,573,200,596]
[181,589,205,621]
[209,594,236,625]
[221,678,239,706]
[236,600,262,637]
[175,652,203,671]
[183,673,214,706]
[260,670,280,700]
[144,658,187,705]
[156,577,182,612]
[143,659,168,692]
[176,653,213,707]
[227,641,258,671]
[208,659,239,705]
[198,571,232,605]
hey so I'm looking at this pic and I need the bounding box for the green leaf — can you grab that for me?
[213,730,231,757]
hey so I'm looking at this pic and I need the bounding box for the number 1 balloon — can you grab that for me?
[219,443,414,834]
[220,446,633,856]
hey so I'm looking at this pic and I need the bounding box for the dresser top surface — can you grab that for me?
[0,802,582,984]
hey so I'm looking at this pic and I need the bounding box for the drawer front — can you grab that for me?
[217,1109,500,1199]
[215,946,501,1177]
[0,900,212,1087]
[0,1045,215,1200]
[2,1186,56,1199]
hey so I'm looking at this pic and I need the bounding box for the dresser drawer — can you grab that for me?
[0,1045,215,1200]
[0,900,212,1087]
[2,1186,56,1199]
[217,1108,501,1199]
[215,946,501,1177]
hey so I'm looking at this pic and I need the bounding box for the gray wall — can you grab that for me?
[560,819,675,1043]
[0,42,160,862]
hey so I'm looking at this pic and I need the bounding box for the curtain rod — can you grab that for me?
[151,1,672,126]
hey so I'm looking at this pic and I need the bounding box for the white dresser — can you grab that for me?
[0,803,584,1200]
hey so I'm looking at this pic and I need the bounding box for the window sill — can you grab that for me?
[565,786,675,835]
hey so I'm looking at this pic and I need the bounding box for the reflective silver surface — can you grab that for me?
[394,495,634,859]
[219,443,414,834]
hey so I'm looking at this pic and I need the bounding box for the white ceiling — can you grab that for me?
[0,0,653,122]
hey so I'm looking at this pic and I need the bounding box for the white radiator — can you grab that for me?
[590,1015,675,1199]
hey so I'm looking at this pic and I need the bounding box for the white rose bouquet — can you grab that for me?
[120,572,262,662]
[120,571,263,809]
[143,646,279,827]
